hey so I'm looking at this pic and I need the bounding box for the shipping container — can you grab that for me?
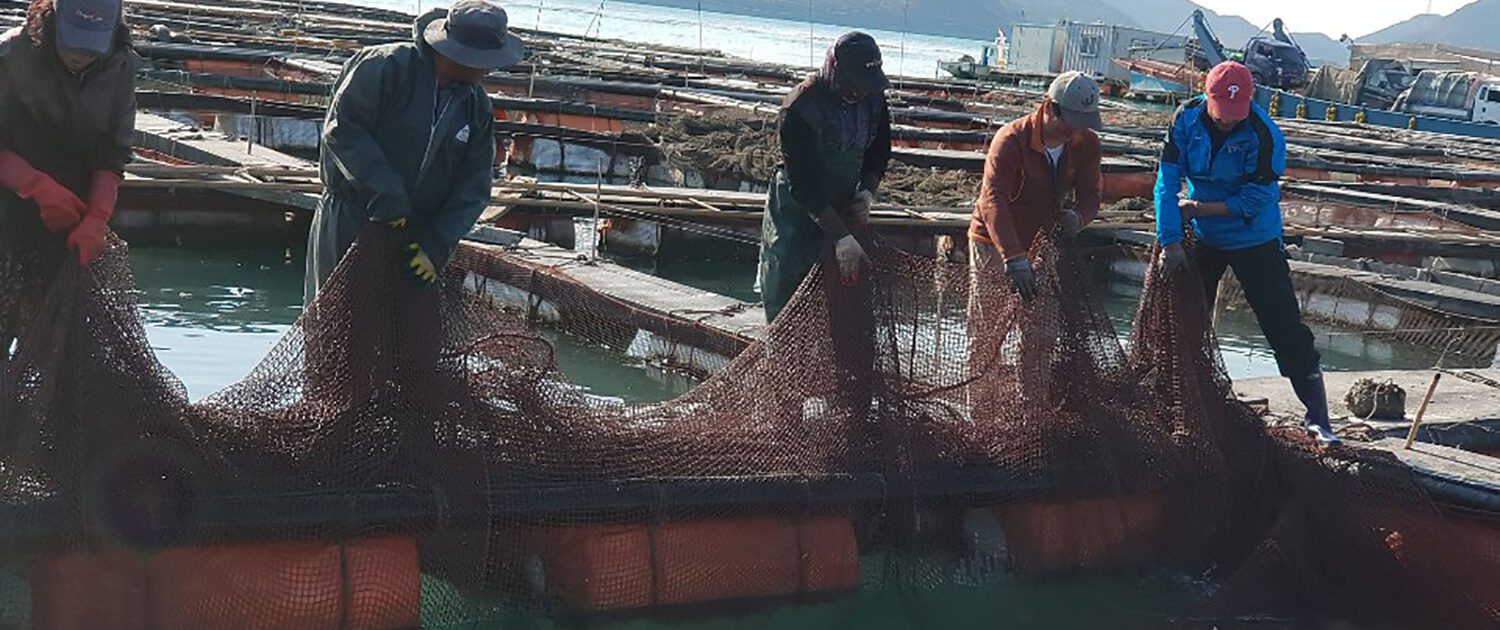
[1008,24,1064,75]
[1007,22,1186,84]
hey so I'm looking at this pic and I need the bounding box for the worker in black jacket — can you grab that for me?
[757,31,892,323]
[0,0,136,358]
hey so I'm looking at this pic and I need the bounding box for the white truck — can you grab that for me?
[1394,70,1500,124]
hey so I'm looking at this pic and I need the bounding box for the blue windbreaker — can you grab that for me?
[1154,97,1287,250]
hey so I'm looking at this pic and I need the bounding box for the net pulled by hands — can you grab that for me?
[0,225,1496,629]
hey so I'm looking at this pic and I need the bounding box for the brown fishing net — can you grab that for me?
[1,222,1499,630]
[878,164,981,207]
[647,114,781,185]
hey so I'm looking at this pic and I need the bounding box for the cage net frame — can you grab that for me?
[0,223,1497,630]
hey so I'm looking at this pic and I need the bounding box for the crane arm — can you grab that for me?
[1192,10,1229,66]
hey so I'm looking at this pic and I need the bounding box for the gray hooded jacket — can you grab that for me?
[306,8,496,301]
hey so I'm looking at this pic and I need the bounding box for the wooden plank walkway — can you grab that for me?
[130,111,320,211]
[471,236,766,343]
[455,235,764,375]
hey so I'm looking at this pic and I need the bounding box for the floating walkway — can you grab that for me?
[456,234,764,377]
[1239,369,1500,453]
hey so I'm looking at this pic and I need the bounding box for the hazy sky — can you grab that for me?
[1192,0,1473,39]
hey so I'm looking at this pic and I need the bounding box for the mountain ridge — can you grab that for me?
[1361,0,1500,53]
[624,0,1350,65]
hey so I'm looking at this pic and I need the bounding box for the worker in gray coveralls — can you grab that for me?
[305,0,522,302]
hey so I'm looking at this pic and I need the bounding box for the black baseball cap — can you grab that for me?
[832,31,890,94]
[55,0,122,56]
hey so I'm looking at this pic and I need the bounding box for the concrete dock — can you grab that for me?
[1237,368,1500,452]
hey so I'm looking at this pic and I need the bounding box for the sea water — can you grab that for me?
[131,245,696,401]
[357,0,986,80]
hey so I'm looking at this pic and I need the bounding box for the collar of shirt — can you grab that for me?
[1044,143,1064,166]
[1200,108,1243,155]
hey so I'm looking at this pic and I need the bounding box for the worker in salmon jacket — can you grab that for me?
[969,71,1103,306]
[758,31,891,323]
[0,0,136,357]
[305,0,522,302]
[1154,61,1339,446]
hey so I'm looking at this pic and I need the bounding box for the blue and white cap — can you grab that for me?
[55,0,122,56]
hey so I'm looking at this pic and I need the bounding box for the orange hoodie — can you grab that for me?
[968,103,1102,260]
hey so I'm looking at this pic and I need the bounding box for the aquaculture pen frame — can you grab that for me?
[1257,86,1500,140]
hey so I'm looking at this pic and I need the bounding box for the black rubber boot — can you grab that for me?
[1290,371,1339,446]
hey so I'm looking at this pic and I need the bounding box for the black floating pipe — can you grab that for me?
[1416,474,1500,516]
[0,473,887,551]
[0,468,1079,552]
[139,69,334,97]
[132,90,657,158]
[486,95,659,123]
[2,462,1497,554]
[135,90,326,119]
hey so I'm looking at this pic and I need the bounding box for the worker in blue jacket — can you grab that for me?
[1155,61,1338,446]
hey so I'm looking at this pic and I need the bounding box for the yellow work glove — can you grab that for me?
[403,241,438,285]
[387,217,408,229]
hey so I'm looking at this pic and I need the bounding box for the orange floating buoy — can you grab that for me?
[1100,171,1156,202]
[797,516,862,592]
[31,551,150,630]
[514,523,654,611]
[995,492,1166,575]
[654,517,802,605]
[151,542,345,630]
[511,515,859,611]
[32,536,420,630]
[1435,513,1500,612]
[654,516,859,604]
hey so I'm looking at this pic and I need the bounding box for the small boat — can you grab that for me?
[1115,57,1201,100]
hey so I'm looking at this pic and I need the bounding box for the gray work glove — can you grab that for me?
[1159,242,1188,277]
[835,234,870,287]
[1004,256,1036,302]
[850,190,875,227]
[1059,209,1082,237]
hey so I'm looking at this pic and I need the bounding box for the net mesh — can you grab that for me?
[1,223,1498,629]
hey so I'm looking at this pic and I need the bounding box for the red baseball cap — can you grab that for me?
[1205,61,1254,122]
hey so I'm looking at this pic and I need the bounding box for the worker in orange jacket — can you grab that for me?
[964,71,1103,408]
[969,71,1103,305]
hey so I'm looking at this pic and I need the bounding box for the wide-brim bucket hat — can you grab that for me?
[423,0,526,70]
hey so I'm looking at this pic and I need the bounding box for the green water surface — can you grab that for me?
[417,567,1212,630]
[130,245,699,402]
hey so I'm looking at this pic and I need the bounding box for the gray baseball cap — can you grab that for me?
[55,0,122,56]
[1047,71,1103,131]
[423,0,526,70]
